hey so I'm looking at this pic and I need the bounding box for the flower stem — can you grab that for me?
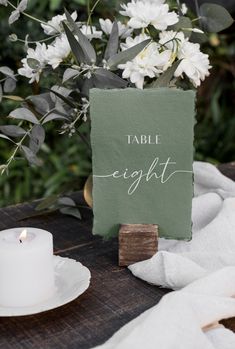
[76,130,91,151]
[16,34,59,44]
[192,17,202,23]
[6,131,29,170]
[87,0,101,29]
[0,74,19,83]
[7,1,60,33]
[3,109,55,173]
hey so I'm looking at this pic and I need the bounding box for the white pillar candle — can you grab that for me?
[0,227,55,307]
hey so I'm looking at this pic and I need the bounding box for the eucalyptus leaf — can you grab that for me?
[104,20,119,60]
[94,68,128,88]
[27,58,40,70]
[62,22,87,64]
[63,68,79,83]
[0,66,14,77]
[36,195,58,211]
[8,0,27,25]
[50,86,72,101]
[49,88,76,108]
[150,60,181,88]
[64,8,96,63]
[17,0,28,12]
[21,145,41,166]
[190,31,208,44]
[0,125,26,137]
[3,77,16,93]
[59,206,81,220]
[58,196,76,207]
[38,92,55,108]
[28,95,50,114]
[29,125,45,154]
[200,3,234,33]
[42,113,68,124]
[9,108,39,124]
[52,85,72,95]
[9,10,20,25]
[107,39,151,70]
[0,134,15,143]
[169,16,192,38]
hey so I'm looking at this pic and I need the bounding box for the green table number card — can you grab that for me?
[90,88,195,240]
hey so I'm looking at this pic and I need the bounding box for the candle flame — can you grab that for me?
[19,229,27,242]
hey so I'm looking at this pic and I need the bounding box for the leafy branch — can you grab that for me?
[6,0,60,30]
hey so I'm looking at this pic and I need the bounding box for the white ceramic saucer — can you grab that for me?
[0,256,91,317]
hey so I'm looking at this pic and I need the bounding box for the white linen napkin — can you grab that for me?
[130,162,235,289]
[92,162,235,349]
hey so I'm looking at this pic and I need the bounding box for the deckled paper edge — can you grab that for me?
[90,88,196,241]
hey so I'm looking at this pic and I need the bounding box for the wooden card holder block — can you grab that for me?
[119,224,158,267]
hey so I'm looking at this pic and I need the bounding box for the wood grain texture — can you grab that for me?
[0,163,234,348]
[119,224,158,266]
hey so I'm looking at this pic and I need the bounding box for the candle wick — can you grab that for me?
[19,239,22,243]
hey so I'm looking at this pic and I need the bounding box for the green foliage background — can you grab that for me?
[0,0,234,207]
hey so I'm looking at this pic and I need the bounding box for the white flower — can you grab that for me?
[41,11,77,36]
[118,43,172,89]
[46,34,71,69]
[181,3,188,15]
[120,1,178,30]
[174,41,211,87]
[0,0,8,6]
[159,30,186,53]
[80,25,102,40]
[99,18,133,38]
[18,43,47,83]
[121,33,150,50]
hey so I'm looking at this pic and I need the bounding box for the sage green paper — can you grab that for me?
[90,88,195,240]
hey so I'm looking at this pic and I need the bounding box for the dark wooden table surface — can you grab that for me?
[0,163,234,349]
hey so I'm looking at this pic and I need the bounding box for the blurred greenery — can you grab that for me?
[195,32,235,163]
[0,0,235,207]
